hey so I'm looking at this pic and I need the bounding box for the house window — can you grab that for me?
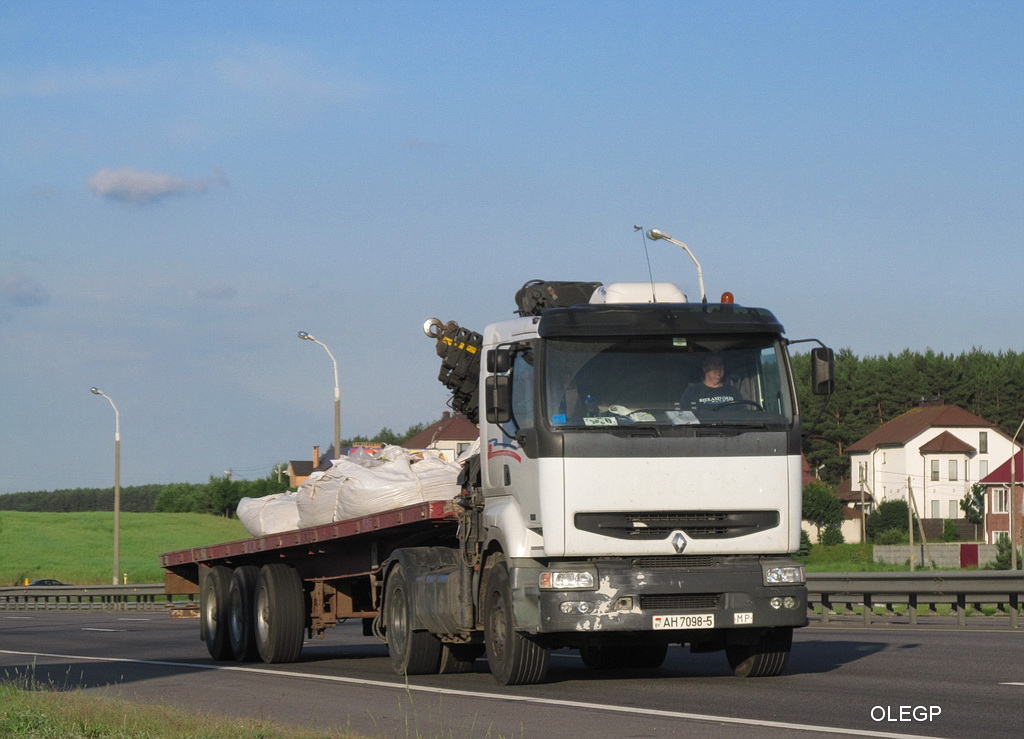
[930,460,940,482]
[931,500,940,518]
[979,431,988,454]
[456,442,472,457]
[992,487,1009,514]
[949,460,958,481]
[991,530,1009,545]
[979,460,988,479]
[949,499,958,518]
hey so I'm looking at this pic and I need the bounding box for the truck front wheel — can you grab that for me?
[200,566,233,661]
[726,626,793,677]
[483,558,550,685]
[385,563,442,675]
[228,566,260,662]
[254,564,305,664]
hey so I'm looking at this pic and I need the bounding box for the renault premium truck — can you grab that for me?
[162,254,834,686]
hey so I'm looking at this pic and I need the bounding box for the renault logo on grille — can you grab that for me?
[671,530,688,554]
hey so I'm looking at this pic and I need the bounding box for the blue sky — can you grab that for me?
[1,1,1021,493]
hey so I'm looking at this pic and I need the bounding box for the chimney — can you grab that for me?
[312,445,320,468]
[442,411,451,420]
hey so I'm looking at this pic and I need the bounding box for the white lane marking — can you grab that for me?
[81,628,126,632]
[0,648,938,738]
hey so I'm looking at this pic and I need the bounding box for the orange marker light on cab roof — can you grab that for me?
[721,291,735,304]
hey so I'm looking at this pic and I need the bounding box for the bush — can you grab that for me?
[940,519,960,542]
[867,499,914,541]
[985,533,1023,570]
[819,524,845,546]
[798,529,812,557]
[874,528,908,545]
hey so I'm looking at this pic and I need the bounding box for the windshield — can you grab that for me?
[543,334,794,428]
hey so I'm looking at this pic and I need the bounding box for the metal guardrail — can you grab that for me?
[3,573,1022,628]
[0,584,194,611]
[806,571,1023,628]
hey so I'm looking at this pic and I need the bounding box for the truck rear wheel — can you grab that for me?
[200,566,233,661]
[254,564,305,664]
[385,563,442,675]
[483,558,550,685]
[228,566,260,662]
[726,626,793,677]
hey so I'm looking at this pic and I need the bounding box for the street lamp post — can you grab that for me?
[1010,418,1024,571]
[645,228,707,303]
[90,387,121,585]
[298,331,341,461]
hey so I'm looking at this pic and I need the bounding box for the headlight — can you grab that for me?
[763,564,805,585]
[539,570,595,590]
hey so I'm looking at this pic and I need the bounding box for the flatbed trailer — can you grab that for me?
[160,500,462,662]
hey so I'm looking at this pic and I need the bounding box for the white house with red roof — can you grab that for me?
[404,411,478,462]
[847,400,1019,522]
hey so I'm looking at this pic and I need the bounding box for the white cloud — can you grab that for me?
[0,271,50,307]
[86,167,216,204]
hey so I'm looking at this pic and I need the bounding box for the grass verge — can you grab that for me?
[0,681,360,738]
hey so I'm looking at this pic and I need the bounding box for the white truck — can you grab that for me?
[163,262,834,686]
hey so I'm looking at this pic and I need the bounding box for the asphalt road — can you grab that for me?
[1,610,1021,738]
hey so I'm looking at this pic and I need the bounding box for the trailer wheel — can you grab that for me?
[254,564,305,664]
[200,566,233,661]
[726,626,793,677]
[228,566,260,662]
[483,557,550,685]
[580,643,668,670]
[385,563,441,675]
[438,643,484,674]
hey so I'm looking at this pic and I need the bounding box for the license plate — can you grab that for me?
[652,613,715,630]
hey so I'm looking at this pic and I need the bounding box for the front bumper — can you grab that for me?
[523,556,807,635]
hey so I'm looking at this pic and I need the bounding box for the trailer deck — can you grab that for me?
[161,499,462,595]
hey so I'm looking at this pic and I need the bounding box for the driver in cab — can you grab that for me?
[680,353,741,411]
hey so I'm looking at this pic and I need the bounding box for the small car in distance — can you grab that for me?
[28,579,68,586]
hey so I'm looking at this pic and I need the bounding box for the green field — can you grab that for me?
[0,511,248,586]
[0,509,913,588]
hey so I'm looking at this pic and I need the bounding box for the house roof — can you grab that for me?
[979,450,1024,485]
[405,412,478,449]
[918,430,976,455]
[847,403,996,453]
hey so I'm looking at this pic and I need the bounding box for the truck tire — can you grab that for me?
[200,566,233,661]
[726,626,793,677]
[228,566,260,662]
[580,643,668,670]
[483,558,550,685]
[385,563,442,675]
[438,643,484,674]
[254,564,305,664]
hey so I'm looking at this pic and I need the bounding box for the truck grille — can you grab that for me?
[631,556,720,569]
[640,593,721,610]
[575,510,779,540]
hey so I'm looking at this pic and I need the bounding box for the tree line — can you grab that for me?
[0,422,431,516]
[792,348,1024,485]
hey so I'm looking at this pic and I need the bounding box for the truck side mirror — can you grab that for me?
[810,347,835,395]
[487,348,513,374]
[485,375,512,423]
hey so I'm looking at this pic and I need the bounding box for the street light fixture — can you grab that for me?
[645,228,707,303]
[298,331,341,461]
[90,387,121,585]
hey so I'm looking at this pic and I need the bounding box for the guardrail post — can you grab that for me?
[863,594,872,626]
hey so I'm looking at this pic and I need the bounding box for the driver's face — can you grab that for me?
[704,362,724,385]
